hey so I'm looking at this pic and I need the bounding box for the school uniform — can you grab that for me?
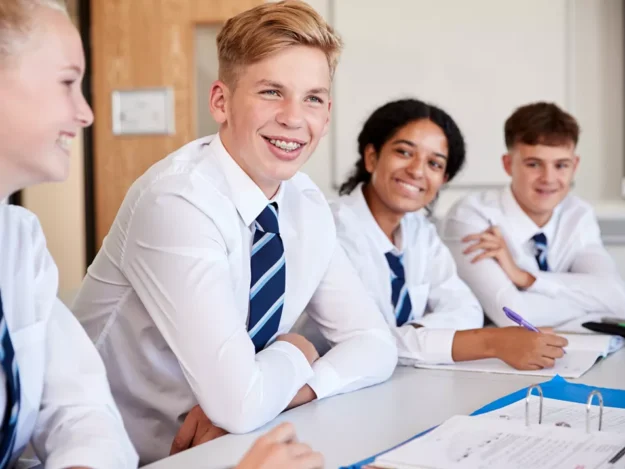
[0,205,137,469]
[72,134,397,464]
[440,185,625,327]
[302,183,484,365]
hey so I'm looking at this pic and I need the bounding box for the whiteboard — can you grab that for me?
[332,0,569,188]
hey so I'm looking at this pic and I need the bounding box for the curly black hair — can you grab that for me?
[339,99,466,196]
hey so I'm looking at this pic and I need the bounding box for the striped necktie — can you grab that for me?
[248,203,286,352]
[0,292,20,469]
[532,232,550,272]
[385,252,413,326]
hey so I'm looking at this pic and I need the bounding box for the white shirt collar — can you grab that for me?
[347,183,404,255]
[501,184,559,245]
[208,133,285,228]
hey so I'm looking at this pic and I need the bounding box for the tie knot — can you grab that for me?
[385,252,405,279]
[532,232,547,248]
[255,203,280,234]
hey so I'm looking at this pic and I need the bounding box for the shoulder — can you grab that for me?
[0,205,46,252]
[0,206,57,328]
[445,189,499,220]
[558,193,596,221]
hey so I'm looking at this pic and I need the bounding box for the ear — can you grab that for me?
[572,154,580,173]
[320,98,332,138]
[363,143,378,174]
[502,153,513,177]
[209,80,230,125]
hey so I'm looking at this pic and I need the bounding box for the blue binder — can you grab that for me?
[340,375,625,469]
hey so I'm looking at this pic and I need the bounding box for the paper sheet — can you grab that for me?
[372,415,625,469]
[404,334,623,378]
[476,396,625,433]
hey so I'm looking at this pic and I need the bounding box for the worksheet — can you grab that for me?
[476,396,625,433]
[370,415,625,469]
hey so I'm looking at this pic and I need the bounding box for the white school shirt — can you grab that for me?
[0,205,137,469]
[72,134,397,465]
[326,184,483,364]
[440,185,625,327]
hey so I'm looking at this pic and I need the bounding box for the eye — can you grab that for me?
[306,95,324,104]
[395,148,411,158]
[62,79,76,87]
[428,159,444,170]
[556,162,571,170]
[260,89,280,97]
[526,161,539,168]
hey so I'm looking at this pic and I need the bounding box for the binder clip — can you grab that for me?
[525,384,544,426]
[524,384,605,433]
[586,389,604,433]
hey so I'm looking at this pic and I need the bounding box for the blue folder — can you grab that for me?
[340,375,625,469]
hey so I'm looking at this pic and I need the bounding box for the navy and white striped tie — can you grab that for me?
[0,292,20,469]
[385,252,413,326]
[532,232,550,272]
[248,203,286,352]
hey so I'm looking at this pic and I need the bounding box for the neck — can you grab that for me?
[510,186,552,228]
[362,184,403,243]
[0,161,25,201]
[219,130,280,199]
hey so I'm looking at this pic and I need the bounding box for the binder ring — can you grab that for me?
[586,390,604,433]
[525,384,544,427]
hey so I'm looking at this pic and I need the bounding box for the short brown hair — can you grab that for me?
[216,0,342,86]
[0,0,67,63]
[504,102,580,149]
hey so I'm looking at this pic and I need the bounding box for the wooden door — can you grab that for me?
[90,0,262,249]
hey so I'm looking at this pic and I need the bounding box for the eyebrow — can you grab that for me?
[61,65,84,74]
[392,139,448,159]
[255,79,329,95]
[523,157,573,163]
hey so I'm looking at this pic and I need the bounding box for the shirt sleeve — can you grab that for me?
[304,243,398,400]
[120,189,313,434]
[527,212,625,318]
[398,224,483,364]
[442,217,588,327]
[28,221,138,469]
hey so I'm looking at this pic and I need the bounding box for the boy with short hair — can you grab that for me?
[72,1,397,464]
[441,102,625,327]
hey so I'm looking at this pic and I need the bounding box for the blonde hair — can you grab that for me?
[217,0,342,86]
[0,0,67,62]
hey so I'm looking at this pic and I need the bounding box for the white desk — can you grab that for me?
[143,350,625,469]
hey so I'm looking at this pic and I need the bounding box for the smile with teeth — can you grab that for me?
[395,178,424,193]
[57,134,74,152]
[267,138,303,152]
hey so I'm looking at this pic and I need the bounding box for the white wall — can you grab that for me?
[295,0,625,218]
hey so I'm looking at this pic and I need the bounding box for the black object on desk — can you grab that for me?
[582,322,625,338]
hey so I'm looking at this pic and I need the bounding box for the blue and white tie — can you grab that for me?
[532,233,550,272]
[0,292,20,469]
[385,252,413,327]
[248,203,286,352]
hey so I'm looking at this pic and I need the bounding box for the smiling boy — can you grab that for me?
[71,1,397,464]
[441,102,625,328]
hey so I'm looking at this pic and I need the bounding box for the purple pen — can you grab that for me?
[503,307,540,332]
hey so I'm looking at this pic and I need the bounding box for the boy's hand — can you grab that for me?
[170,405,228,455]
[462,225,536,289]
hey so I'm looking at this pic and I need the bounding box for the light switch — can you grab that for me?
[112,87,175,135]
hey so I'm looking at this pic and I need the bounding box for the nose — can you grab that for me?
[541,163,557,183]
[276,98,304,129]
[406,152,425,178]
[76,92,94,128]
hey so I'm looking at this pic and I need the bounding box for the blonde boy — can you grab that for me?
[72,1,397,464]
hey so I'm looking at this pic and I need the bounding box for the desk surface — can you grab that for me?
[143,350,625,469]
